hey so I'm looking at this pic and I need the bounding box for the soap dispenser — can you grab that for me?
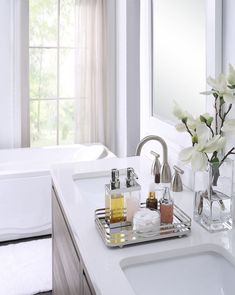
[105,169,126,224]
[160,187,174,224]
[125,167,141,222]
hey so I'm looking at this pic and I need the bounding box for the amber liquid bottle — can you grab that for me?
[146,191,158,210]
[106,169,126,223]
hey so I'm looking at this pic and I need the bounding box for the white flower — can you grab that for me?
[179,135,225,171]
[221,119,235,133]
[173,101,189,120]
[175,116,199,133]
[201,73,235,102]
[227,64,235,86]
[191,151,208,171]
[207,74,227,93]
[196,123,211,142]
[203,135,226,153]
[179,146,208,171]
[173,101,200,134]
[175,123,187,132]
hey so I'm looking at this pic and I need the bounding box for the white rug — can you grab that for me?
[0,238,52,295]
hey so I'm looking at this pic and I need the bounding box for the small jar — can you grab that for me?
[133,208,160,235]
[160,187,174,224]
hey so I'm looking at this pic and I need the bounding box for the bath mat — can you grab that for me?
[0,238,52,295]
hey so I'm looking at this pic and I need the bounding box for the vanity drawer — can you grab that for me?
[52,187,82,295]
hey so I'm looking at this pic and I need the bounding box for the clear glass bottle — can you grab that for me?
[125,167,141,222]
[105,169,126,224]
[160,187,174,224]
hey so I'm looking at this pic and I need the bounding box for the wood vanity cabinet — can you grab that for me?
[52,186,96,295]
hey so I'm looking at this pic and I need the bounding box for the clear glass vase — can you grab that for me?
[194,158,234,233]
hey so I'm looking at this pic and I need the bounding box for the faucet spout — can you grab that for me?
[135,135,172,183]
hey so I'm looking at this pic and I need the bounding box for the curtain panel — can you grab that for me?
[75,0,111,147]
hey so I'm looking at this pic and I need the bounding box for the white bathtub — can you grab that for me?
[0,144,114,242]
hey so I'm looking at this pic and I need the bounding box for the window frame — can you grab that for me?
[17,0,77,147]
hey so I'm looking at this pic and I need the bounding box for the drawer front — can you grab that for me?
[52,188,81,295]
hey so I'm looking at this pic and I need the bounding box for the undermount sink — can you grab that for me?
[121,246,235,295]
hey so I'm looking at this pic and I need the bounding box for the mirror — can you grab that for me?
[152,0,206,123]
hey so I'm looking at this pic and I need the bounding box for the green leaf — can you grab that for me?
[206,117,213,126]
[200,115,207,123]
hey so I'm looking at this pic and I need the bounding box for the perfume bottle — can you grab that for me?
[160,187,174,224]
[146,183,158,210]
[105,169,126,224]
[125,167,141,222]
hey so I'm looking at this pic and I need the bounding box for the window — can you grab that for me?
[29,0,76,147]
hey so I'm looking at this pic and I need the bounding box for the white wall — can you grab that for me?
[116,0,140,157]
[0,0,14,148]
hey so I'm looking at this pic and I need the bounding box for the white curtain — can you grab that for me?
[75,0,110,147]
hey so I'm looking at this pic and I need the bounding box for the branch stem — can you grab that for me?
[220,103,233,133]
[183,122,193,137]
[218,147,235,168]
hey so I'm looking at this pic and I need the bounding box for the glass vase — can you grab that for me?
[194,158,234,233]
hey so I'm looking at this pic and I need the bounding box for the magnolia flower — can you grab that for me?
[227,64,235,86]
[196,123,211,142]
[179,135,226,171]
[175,117,199,133]
[179,146,208,171]
[203,135,226,153]
[173,101,200,134]
[201,73,235,103]
[221,119,235,133]
[173,101,190,120]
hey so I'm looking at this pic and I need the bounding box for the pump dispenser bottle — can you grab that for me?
[125,167,141,222]
[105,169,125,223]
[160,187,174,224]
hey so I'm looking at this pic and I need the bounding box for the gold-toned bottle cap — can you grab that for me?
[148,191,156,199]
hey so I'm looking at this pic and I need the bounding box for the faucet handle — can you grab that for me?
[172,165,184,192]
[150,151,161,184]
[173,165,184,175]
[150,150,160,158]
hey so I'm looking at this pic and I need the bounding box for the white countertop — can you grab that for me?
[51,156,235,295]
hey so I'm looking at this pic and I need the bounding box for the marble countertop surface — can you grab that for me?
[51,156,235,295]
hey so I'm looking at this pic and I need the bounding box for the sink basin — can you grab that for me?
[121,247,235,295]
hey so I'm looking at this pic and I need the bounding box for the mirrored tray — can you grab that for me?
[95,203,191,248]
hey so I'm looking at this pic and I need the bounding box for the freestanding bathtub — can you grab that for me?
[0,144,114,242]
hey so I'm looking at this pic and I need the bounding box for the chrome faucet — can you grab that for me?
[135,135,172,183]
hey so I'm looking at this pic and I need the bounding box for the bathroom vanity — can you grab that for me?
[51,156,235,295]
[52,186,95,295]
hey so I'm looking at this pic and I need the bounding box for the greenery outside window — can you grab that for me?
[29,0,76,147]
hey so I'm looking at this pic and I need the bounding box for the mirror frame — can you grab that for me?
[140,0,222,159]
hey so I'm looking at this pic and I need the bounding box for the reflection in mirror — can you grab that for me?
[152,0,206,123]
